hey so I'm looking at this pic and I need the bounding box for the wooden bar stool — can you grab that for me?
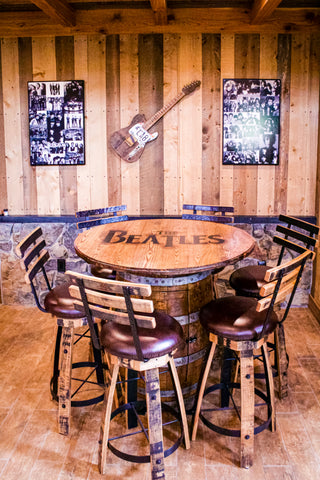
[16,227,105,436]
[67,271,190,480]
[229,216,319,398]
[182,204,234,224]
[191,246,313,468]
[230,215,318,297]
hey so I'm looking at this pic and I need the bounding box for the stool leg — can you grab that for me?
[58,325,74,436]
[98,362,119,475]
[145,368,165,480]
[275,324,289,399]
[168,357,190,449]
[262,343,276,432]
[240,350,254,469]
[50,324,62,402]
[92,323,105,386]
[191,342,216,441]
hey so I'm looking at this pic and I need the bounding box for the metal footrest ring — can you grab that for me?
[106,400,184,464]
[199,382,272,438]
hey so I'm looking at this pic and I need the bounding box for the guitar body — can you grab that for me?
[109,114,155,163]
[109,80,201,162]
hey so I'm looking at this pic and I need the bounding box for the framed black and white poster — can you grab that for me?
[28,80,85,166]
[222,79,281,165]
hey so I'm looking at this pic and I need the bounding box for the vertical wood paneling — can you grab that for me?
[163,33,179,215]
[178,34,202,209]
[0,41,8,213]
[139,34,164,215]
[0,33,318,218]
[32,36,60,215]
[74,35,89,211]
[234,34,260,215]
[106,35,121,207]
[120,34,140,215]
[18,37,37,215]
[311,84,320,307]
[275,34,290,215]
[258,35,277,215]
[86,35,108,210]
[56,36,77,215]
[287,35,311,215]
[306,34,320,216]
[202,34,221,205]
[1,38,24,215]
[220,35,235,207]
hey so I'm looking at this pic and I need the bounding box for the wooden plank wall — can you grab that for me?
[0,33,319,217]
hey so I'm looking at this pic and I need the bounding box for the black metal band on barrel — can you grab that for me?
[121,271,211,286]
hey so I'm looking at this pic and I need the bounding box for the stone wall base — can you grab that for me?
[0,221,314,308]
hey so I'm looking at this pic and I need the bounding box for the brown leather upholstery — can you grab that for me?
[229,265,268,297]
[44,282,84,319]
[200,296,278,342]
[100,310,184,360]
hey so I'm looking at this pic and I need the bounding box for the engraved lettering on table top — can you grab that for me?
[103,229,225,247]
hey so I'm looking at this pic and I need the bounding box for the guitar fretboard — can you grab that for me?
[143,91,186,130]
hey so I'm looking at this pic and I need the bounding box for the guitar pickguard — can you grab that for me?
[128,123,158,146]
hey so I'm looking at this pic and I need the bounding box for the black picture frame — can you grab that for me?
[222,79,281,165]
[28,80,85,166]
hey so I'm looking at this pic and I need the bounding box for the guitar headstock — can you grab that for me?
[182,80,201,95]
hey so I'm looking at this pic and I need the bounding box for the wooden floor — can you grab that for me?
[0,305,320,480]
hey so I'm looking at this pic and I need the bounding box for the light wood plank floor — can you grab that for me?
[0,305,320,480]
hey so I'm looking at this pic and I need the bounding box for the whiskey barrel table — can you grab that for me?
[74,218,255,408]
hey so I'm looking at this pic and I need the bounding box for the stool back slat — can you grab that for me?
[15,227,52,311]
[272,235,311,256]
[276,215,319,265]
[15,226,43,257]
[279,214,319,237]
[76,204,128,229]
[22,239,47,270]
[276,225,317,249]
[67,271,151,297]
[182,204,234,223]
[69,284,154,315]
[67,271,156,336]
[256,249,313,332]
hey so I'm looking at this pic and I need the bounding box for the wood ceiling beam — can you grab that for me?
[150,0,168,26]
[251,0,283,24]
[0,8,319,37]
[31,0,76,27]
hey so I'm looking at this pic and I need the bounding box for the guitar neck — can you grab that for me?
[143,91,186,130]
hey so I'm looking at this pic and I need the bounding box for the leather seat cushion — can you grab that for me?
[90,263,115,279]
[229,265,269,296]
[200,296,278,342]
[44,282,83,319]
[100,310,184,360]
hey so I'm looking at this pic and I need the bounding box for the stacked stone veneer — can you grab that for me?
[0,221,313,307]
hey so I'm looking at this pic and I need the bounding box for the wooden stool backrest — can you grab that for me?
[67,271,155,361]
[256,244,314,338]
[15,226,51,312]
[182,204,234,223]
[75,204,128,229]
[276,215,319,265]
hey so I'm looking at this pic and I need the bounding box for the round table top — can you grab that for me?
[74,218,255,277]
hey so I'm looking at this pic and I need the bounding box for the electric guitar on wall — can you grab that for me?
[109,80,201,163]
